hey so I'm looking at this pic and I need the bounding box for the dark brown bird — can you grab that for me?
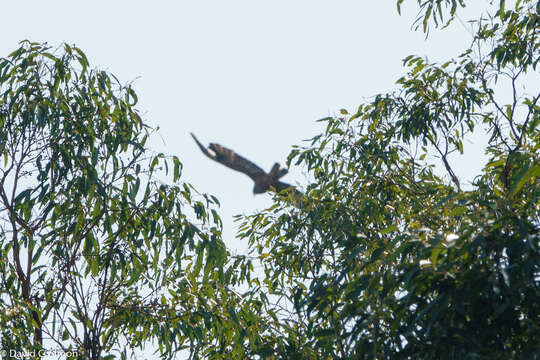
[191,133,297,194]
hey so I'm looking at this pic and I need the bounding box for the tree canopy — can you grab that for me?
[0,42,271,359]
[1,0,538,359]
[239,0,539,358]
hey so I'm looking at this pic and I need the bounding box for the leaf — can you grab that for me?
[173,155,181,182]
[430,241,444,267]
[14,188,32,205]
[510,163,539,196]
[381,224,398,235]
[84,232,96,256]
[397,0,404,14]
[485,159,505,169]
[447,206,467,217]
[130,177,140,201]
[90,257,99,277]
[32,246,44,264]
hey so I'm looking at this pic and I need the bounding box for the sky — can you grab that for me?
[2,0,492,251]
[1,0,497,356]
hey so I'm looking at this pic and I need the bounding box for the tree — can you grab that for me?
[239,1,539,358]
[0,42,273,359]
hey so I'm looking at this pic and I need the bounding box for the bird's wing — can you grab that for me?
[191,133,266,181]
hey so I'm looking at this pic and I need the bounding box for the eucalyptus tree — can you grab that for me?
[239,1,539,358]
[0,42,271,359]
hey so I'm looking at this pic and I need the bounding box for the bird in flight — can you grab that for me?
[191,133,300,196]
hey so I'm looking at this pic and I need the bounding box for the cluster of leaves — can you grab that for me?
[0,42,274,359]
[239,1,539,358]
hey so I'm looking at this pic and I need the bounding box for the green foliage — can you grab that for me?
[397,0,466,32]
[0,41,270,359]
[239,1,539,358]
[2,1,538,358]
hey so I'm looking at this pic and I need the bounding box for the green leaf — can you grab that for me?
[430,241,444,267]
[173,155,181,182]
[510,163,539,196]
[381,224,398,235]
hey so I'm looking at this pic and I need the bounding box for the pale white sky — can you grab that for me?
[1,1,496,356]
[2,1,493,254]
